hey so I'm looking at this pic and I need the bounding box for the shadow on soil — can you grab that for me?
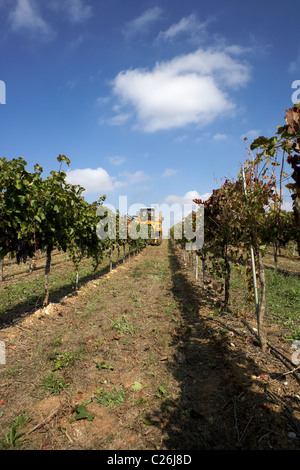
[145,241,300,450]
[264,264,300,278]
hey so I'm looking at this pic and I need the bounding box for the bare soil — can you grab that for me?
[0,240,299,450]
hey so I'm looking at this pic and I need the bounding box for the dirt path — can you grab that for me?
[0,240,299,450]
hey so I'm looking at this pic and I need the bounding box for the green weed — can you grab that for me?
[40,373,70,395]
[109,316,138,336]
[95,387,126,408]
[0,414,30,450]
[50,352,74,371]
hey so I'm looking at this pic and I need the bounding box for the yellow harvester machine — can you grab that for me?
[135,207,163,245]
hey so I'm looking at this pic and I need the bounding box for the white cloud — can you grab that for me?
[164,48,250,87]
[108,156,126,166]
[213,133,227,141]
[114,170,149,189]
[240,129,261,141]
[65,0,92,23]
[96,96,111,106]
[224,44,255,56]
[66,167,115,194]
[157,14,212,44]
[99,111,131,126]
[9,0,55,40]
[162,168,178,177]
[164,190,210,207]
[281,188,293,212]
[174,135,188,143]
[289,55,300,74]
[281,200,293,212]
[161,190,211,229]
[66,167,149,195]
[123,7,162,38]
[47,0,92,23]
[106,113,131,126]
[111,47,251,132]
[0,0,10,9]
[66,79,78,90]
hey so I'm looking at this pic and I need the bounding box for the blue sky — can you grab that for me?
[0,0,299,226]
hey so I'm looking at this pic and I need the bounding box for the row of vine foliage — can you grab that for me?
[170,102,300,352]
[0,154,150,305]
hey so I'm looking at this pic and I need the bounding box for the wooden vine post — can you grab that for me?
[241,167,259,322]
